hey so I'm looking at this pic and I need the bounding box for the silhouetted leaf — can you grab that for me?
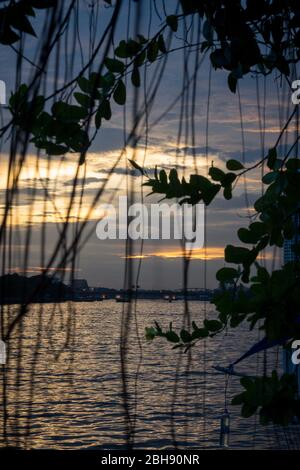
[209,166,225,182]
[203,20,213,41]
[30,0,57,8]
[131,66,140,87]
[286,158,300,171]
[192,328,209,339]
[44,143,69,155]
[104,57,125,74]
[97,99,111,121]
[113,80,126,105]
[223,186,232,200]
[147,41,159,63]
[225,245,251,264]
[9,13,36,36]
[165,331,180,343]
[77,76,93,94]
[95,112,101,129]
[145,327,156,340]
[228,73,237,93]
[157,34,166,53]
[0,25,20,45]
[216,267,239,282]
[262,172,277,184]
[128,159,145,175]
[231,393,245,405]
[166,15,178,32]
[74,92,92,108]
[180,0,199,15]
[180,329,192,343]
[267,147,277,169]
[52,102,88,121]
[204,319,223,332]
[241,404,257,418]
[226,159,244,171]
[159,169,168,185]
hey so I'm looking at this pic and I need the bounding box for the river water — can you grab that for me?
[0,300,296,449]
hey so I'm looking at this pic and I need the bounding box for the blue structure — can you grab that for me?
[283,211,300,396]
[283,212,300,262]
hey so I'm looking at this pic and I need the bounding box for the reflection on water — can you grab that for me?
[0,300,291,449]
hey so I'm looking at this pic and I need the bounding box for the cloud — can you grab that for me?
[210,192,258,211]
[0,187,47,200]
[89,127,126,152]
[163,145,219,157]
[101,167,138,176]
[63,176,107,186]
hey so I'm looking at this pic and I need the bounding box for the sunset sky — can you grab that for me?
[0,0,292,289]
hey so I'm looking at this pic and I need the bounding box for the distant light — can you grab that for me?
[0,80,6,105]
[0,340,6,365]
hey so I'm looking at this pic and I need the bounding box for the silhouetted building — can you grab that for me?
[71,279,89,291]
[0,273,71,304]
[283,212,300,263]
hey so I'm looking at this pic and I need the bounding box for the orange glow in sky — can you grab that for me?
[123,246,225,260]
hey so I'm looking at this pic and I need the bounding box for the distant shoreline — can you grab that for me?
[0,297,210,306]
[0,273,215,305]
